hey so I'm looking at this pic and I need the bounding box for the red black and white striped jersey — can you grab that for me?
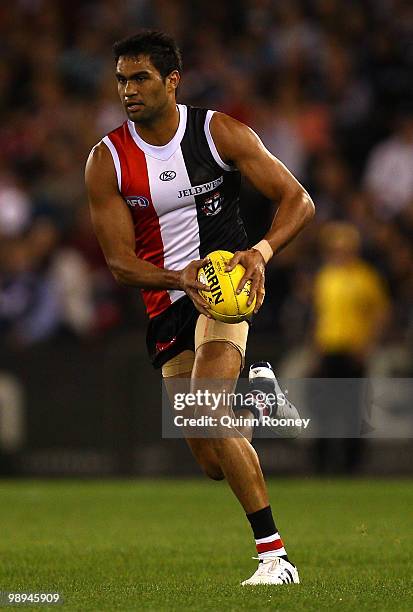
[101,104,248,319]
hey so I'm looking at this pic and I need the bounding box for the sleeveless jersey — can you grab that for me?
[102,104,248,319]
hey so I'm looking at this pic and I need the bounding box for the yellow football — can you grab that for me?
[197,250,256,323]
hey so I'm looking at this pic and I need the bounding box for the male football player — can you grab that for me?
[85,30,314,585]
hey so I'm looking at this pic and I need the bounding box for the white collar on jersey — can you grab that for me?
[127,104,187,161]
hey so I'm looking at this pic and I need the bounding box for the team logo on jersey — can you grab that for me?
[126,196,150,209]
[159,170,176,181]
[201,191,223,216]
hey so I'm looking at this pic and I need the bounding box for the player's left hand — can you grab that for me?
[225,249,266,314]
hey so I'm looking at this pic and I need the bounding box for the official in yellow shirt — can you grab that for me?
[314,223,389,357]
[312,222,389,474]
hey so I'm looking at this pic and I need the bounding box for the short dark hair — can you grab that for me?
[113,30,182,79]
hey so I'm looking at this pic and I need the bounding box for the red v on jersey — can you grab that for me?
[107,124,172,318]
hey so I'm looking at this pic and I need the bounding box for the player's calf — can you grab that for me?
[185,437,225,481]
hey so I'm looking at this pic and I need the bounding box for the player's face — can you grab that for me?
[115,55,178,123]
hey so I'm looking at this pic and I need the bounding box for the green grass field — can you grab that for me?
[0,478,412,611]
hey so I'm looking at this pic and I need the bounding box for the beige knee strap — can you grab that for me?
[162,316,249,377]
[195,315,249,370]
[161,349,195,378]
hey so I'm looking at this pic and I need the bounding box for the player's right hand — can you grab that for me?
[178,258,212,318]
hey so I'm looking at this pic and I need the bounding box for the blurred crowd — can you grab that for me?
[1,0,412,369]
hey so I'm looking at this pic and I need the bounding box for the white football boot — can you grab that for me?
[241,556,300,586]
[248,361,302,438]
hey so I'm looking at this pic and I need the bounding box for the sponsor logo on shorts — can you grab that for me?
[159,170,176,181]
[156,337,177,353]
[126,196,150,208]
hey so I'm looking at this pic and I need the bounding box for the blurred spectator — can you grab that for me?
[0,231,59,348]
[311,154,352,221]
[253,82,308,179]
[364,113,413,217]
[0,172,31,237]
[0,219,95,348]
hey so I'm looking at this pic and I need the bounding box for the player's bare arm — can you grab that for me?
[85,141,212,317]
[211,112,315,313]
